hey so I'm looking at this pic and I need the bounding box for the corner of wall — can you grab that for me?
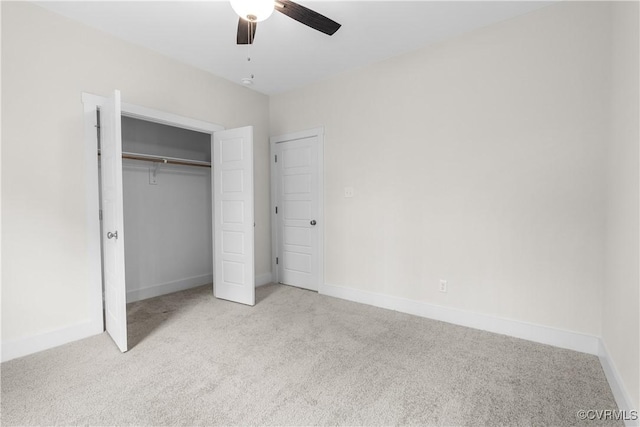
[256,272,273,287]
[599,340,640,427]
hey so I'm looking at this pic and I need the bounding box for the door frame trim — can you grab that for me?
[82,92,224,332]
[270,127,325,292]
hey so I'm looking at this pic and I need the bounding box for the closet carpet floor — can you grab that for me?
[1,284,621,426]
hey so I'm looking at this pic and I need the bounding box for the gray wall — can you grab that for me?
[121,117,213,302]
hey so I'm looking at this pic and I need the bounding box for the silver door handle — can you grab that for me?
[310,220,317,226]
[107,231,118,240]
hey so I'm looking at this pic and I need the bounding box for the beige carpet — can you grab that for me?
[1,284,621,426]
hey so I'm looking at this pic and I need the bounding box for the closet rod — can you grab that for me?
[122,152,211,168]
[99,150,211,168]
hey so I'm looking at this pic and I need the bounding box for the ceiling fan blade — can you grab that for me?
[275,0,341,36]
[237,18,257,44]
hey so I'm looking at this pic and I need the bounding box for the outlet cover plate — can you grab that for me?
[344,186,354,198]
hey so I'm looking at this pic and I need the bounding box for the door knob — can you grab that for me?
[310,220,317,226]
[107,231,118,240]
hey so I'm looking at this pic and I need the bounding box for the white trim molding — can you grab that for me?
[269,127,325,291]
[321,282,600,355]
[126,274,214,303]
[82,91,225,329]
[599,341,639,427]
[126,272,272,301]
[82,93,108,343]
[323,282,639,424]
[1,319,103,363]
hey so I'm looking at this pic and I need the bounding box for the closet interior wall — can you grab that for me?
[119,116,213,302]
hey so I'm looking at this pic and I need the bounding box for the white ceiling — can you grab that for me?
[35,1,553,94]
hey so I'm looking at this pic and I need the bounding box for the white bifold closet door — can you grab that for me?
[100,90,128,352]
[100,90,256,353]
[212,127,255,306]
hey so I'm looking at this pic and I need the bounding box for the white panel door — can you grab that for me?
[213,126,255,305]
[274,136,320,291]
[100,90,128,352]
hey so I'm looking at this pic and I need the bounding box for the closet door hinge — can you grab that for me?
[274,154,278,163]
[275,206,278,214]
[276,257,279,265]
[99,210,103,221]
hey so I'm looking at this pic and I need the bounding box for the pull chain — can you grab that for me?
[246,20,254,83]
[247,19,252,60]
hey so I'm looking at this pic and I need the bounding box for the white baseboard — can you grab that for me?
[1,319,103,363]
[321,283,600,355]
[126,274,213,303]
[4,273,274,362]
[599,341,639,426]
[255,272,273,287]
[128,272,274,302]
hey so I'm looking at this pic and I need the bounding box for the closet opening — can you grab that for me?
[85,90,255,353]
[97,112,214,342]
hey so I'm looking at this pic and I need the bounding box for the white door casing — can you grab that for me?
[87,91,254,354]
[271,128,324,292]
[99,90,128,352]
[213,126,256,305]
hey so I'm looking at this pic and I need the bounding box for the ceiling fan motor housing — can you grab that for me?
[230,0,274,22]
[234,0,342,45]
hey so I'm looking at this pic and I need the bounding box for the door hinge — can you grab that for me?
[276,257,279,265]
[275,206,278,214]
[99,210,103,221]
[275,154,278,163]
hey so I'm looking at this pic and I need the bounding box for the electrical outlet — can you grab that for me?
[439,279,448,293]
[344,187,354,198]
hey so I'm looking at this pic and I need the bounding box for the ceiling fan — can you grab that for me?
[230,0,341,44]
